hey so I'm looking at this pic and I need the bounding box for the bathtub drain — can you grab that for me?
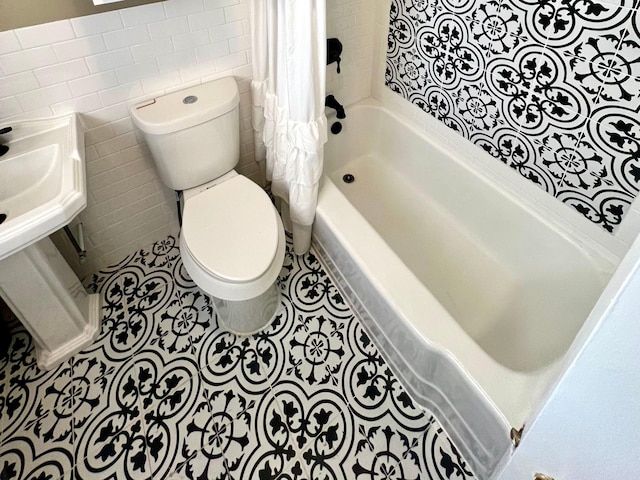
[342,174,355,184]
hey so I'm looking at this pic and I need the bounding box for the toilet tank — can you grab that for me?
[130,77,240,191]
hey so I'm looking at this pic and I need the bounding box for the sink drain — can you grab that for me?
[0,214,6,225]
[343,174,355,184]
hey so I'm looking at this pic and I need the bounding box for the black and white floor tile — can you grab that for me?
[0,234,476,480]
[386,0,640,232]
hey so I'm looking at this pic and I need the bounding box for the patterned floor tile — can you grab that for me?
[172,439,228,480]
[0,361,76,480]
[296,405,477,480]
[74,273,165,371]
[0,435,74,480]
[73,353,147,480]
[274,381,354,480]
[252,455,310,480]
[0,326,38,444]
[348,419,425,480]
[275,378,351,450]
[287,311,351,387]
[342,321,427,431]
[251,294,294,383]
[174,284,217,353]
[253,240,354,391]
[198,329,271,396]
[70,355,118,435]
[75,415,151,480]
[422,418,477,480]
[142,375,211,479]
[84,236,181,296]
[255,301,352,390]
[304,418,422,480]
[2,357,73,447]
[0,234,477,479]
[285,249,352,321]
[0,325,76,479]
[226,383,297,479]
[170,378,261,480]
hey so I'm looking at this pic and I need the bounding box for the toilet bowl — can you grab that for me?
[131,78,285,334]
[180,172,285,334]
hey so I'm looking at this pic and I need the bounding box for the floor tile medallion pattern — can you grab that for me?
[385,0,640,232]
[0,235,476,480]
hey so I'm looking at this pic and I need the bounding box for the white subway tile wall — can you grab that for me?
[0,0,261,277]
[14,20,76,49]
[0,31,22,55]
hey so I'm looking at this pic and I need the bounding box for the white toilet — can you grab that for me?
[131,77,285,334]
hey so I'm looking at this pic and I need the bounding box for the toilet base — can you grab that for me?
[213,281,282,335]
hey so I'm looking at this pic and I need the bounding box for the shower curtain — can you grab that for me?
[250,0,328,255]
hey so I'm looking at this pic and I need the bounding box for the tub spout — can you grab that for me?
[325,95,346,119]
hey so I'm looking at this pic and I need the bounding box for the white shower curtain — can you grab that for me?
[250,0,328,255]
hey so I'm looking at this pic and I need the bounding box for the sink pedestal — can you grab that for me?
[0,237,100,370]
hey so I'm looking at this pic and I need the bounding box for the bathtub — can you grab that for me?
[313,100,614,478]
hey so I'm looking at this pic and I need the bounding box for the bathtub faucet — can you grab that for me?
[325,95,346,119]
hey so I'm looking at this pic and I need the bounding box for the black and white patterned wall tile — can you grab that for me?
[0,235,476,479]
[386,0,640,232]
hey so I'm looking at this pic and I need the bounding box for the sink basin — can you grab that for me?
[0,114,86,261]
[0,113,99,371]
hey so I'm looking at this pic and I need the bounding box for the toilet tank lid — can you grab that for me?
[130,77,239,135]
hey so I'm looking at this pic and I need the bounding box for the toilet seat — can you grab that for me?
[180,175,285,301]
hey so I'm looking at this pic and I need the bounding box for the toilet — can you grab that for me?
[131,77,285,335]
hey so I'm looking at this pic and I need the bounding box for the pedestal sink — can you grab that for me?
[0,114,100,370]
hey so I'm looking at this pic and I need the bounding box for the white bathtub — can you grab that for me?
[314,100,614,478]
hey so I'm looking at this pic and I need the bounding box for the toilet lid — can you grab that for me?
[182,176,280,283]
